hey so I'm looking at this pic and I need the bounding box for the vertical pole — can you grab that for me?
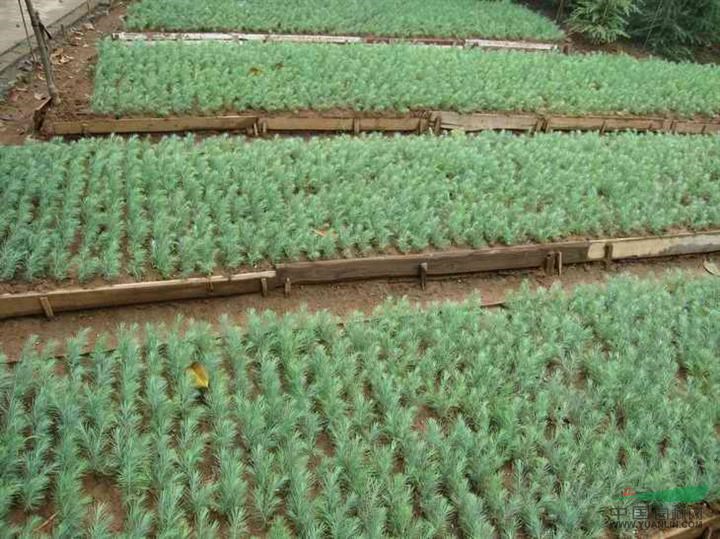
[17,0,37,64]
[23,0,60,103]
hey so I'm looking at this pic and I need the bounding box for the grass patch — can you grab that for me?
[1,274,719,536]
[2,132,720,282]
[93,41,720,117]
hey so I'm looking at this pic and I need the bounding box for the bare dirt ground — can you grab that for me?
[0,2,125,145]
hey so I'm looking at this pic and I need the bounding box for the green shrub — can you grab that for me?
[567,0,638,43]
[558,0,720,57]
[630,0,720,58]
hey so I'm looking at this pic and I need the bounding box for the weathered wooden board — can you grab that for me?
[279,231,720,285]
[49,114,424,136]
[545,116,666,132]
[359,117,425,132]
[439,111,539,131]
[673,121,720,134]
[49,115,258,135]
[263,116,354,131]
[650,515,720,539]
[32,97,53,133]
[264,116,422,132]
[441,113,720,134]
[277,242,590,284]
[0,271,278,319]
[47,111,720,137]
[588,231,720,260]
[1,232,718,320]
[264,33,363,44]
[465,38,559,51]
[112,32,560,51]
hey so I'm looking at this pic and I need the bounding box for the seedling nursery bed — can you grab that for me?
[2,275,719,537]
[88,41,720,120]
[3,132,720,318]
[38,38,720,137]
[123,0,566,42]
[2,2,720,537]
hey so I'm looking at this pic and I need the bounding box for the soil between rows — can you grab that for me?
[1,253,717,362]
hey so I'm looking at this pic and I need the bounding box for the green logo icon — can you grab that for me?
[619,485,708,504]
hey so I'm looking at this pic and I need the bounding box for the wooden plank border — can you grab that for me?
[111,32,561,52]
[47,114,427,136]
[276,231,720,285]
[1,231,718,320]
[49,115,259,135]
[439,112,720,134]
[46,111,720,137]
[0,271,278,319]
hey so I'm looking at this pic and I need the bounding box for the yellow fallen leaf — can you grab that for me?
[186,361,209,389]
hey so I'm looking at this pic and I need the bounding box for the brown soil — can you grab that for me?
[2,253,717,362]
[82,474,125,533]
[8,495,56,535]
[0,2,127,145]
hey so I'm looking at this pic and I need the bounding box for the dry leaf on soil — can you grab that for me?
[186,361,210,389]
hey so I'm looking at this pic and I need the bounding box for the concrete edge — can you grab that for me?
[0,0,111,97]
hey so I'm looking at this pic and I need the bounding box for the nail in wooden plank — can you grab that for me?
[433,115,442,135]
[543,252,555,275]
[556,251,563,276]
[604,243,614,270]
[39,296,54,319]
